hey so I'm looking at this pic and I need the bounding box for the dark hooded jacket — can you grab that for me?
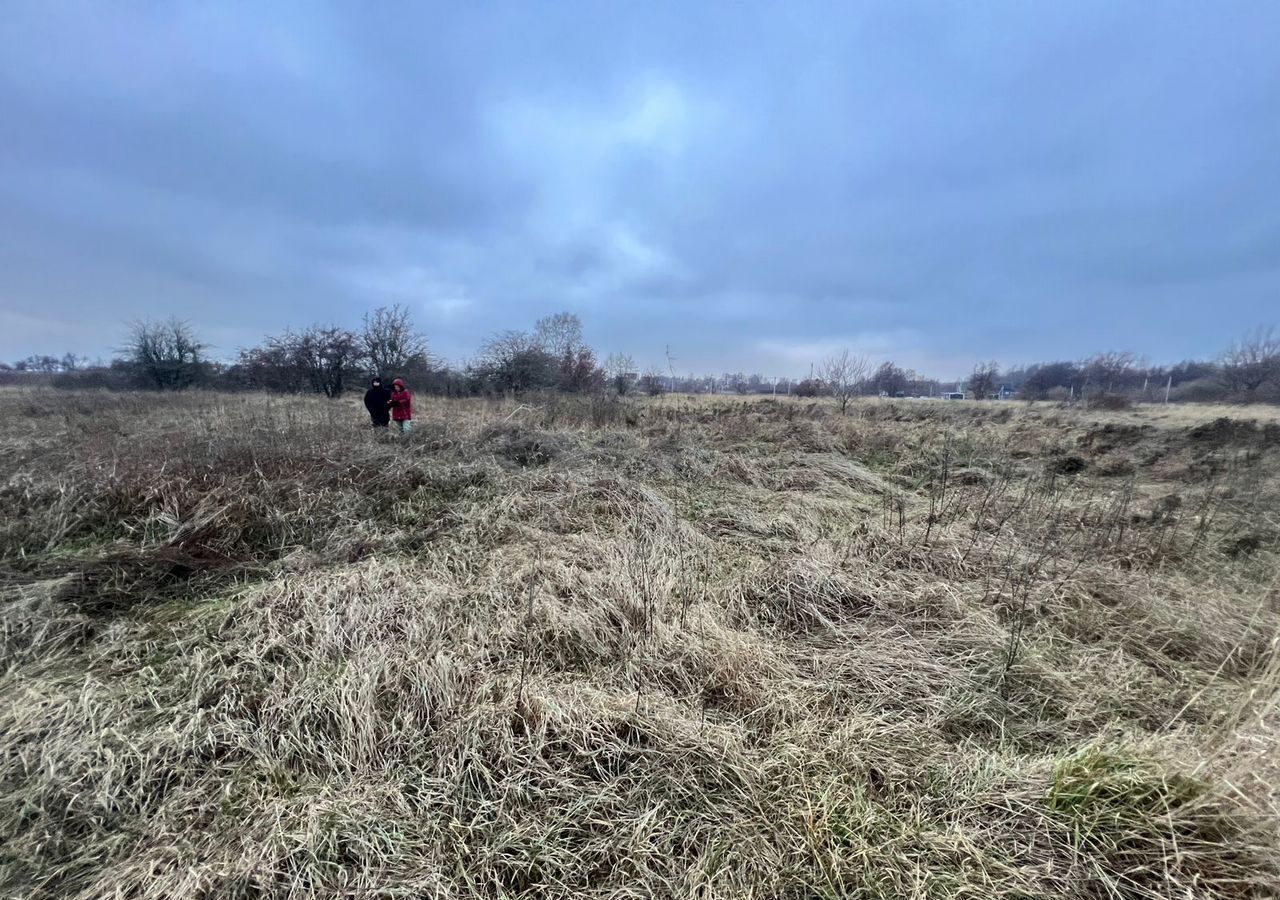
[364,380,391,425]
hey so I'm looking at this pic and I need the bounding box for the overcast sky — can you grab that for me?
[1,2,1278,378]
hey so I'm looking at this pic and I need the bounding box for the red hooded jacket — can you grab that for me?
[389,379,413,421]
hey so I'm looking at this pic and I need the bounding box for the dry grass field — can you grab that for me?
[2,388,1279,899]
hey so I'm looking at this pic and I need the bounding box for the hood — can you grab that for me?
[392,379,406,389]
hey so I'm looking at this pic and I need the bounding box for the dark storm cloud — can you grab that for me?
[1,1,1278,373]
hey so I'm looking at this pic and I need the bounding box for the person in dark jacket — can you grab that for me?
[389,378,413,434]
[363,377,391,427]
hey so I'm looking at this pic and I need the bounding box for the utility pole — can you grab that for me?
[1165,375,1172,404]
[665,346,677,395]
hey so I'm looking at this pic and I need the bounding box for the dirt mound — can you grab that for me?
[1187,416,1280,448]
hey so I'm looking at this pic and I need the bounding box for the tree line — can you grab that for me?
[0,308,626,399]
[3,309,1278,405]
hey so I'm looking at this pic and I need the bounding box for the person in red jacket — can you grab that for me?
[389,378,413,434]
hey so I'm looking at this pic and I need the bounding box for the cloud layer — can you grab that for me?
[2,2,1278,375]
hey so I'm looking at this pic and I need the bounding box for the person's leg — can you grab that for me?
[399,420,412,435]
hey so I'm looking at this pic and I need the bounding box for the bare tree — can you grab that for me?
[122,318,207,390]
[15,355,61,373]
[604,352,637,395]
[820,349,870,413]
[794,378,822,398]
[476,330,559,394]
[1082,351,1138,396]
[555,348,604,393]
[870,360,907,397]
[638,368,667,396]
[481,329,537,361]
[289,326,363,397]
[1221,325,1280,397]
[968,360,1000,400]
[234,326,361,396]
[234,337,303,392]
[362,304,429,377]
[533,312,585,358]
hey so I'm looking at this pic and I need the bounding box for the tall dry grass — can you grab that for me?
[1,387,1278,898]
